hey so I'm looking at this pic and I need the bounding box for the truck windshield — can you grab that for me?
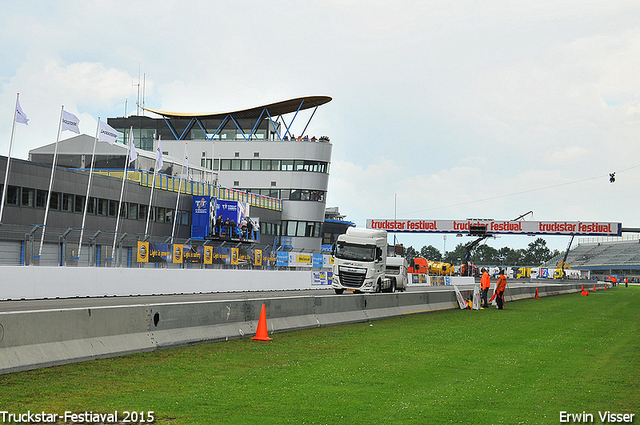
[335,242,376,262]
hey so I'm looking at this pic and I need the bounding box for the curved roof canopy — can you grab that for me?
[141,96,332,120]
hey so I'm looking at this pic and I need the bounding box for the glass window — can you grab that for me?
[261,160,271,171]
[286,221,297,237]
[271,160,281,171]
[21,188,35,207]
[129,203,138,220]
[157,207,165,223]
[231,159,241,171]
[62,193,73,212]
[181,211,189,225]
[213,159,219,171]
[190,128,205,140]
[281,160,294,171]
[75,195,85,213]
[138,204,147,220]
[290,190,301,201]
[251,159,261,170]
[120,202,128,218]
[36,189,47,208]
[88,197,97,215]
[108,200,117,217]
[98,198,108,216]
[6,186,19,205]
[49,192,60,210]
[201,158,211,169]
[297,222,306,237]
[165,209,173,223]
[220,159,231,171]
[294,160,304,171]
[241,159,251,170]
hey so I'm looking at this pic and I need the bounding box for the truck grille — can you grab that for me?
[338,268,366,288]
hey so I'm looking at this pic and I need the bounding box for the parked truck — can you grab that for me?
[332,228,407,294]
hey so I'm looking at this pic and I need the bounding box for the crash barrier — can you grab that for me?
[0,267,475,301]
[0,282,606,374]
[0,267,333,300]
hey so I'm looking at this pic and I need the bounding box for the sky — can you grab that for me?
[2,0,640,255]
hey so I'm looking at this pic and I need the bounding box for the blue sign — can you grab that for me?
[276,251,289,267]
[191,196,210,239]
[313,253,324,268]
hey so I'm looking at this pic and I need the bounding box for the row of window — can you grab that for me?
[3,185,324,239]
[281,220,323,238]
[201,158,329,173]
[2,186,190,225]
[244,189,326,203]
[210,220,322,238]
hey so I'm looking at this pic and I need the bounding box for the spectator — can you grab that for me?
[240,218,247,240]
[215,214,223,236]
[224,217,230,238]
[495,270,507,309]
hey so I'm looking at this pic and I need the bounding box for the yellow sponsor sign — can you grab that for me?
[230,247,239,265]
[297,254,312,264]
[254,249,262,266]
[204,246,213,265]
[173,244,183,264]
[137,241,149,263]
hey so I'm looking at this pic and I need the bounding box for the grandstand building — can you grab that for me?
[108,96,332,252]
[545,237,640,281]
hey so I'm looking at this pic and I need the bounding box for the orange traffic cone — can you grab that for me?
[251,303,273,341]
[581,290,589,296]
[581,285,584,292]
[534,288,540,299]
[604,284,608,290]
[593,284,597,292]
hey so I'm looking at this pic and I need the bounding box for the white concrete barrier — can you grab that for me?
[0,267,330,300]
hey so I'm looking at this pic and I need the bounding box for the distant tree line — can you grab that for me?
[402,238,561,267]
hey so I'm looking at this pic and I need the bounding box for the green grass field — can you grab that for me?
[1,286,638,424]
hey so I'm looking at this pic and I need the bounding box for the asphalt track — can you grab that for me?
[0,279,565,313]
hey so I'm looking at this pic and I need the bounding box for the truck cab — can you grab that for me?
[385,256,408,292]
[332,228,395,294]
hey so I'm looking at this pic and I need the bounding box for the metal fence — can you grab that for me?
[0,223,330,270]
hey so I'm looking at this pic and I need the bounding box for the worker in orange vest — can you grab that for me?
[495,269,507,309]
[480,267,491,308]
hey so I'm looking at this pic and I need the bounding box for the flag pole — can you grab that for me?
[111,126,133,264]
[77,117,101,262]
[0,93,21,224]
[38,105,65,258]
[171,142,187,244]
[145,135,161,236]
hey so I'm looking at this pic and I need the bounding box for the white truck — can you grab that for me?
[332,228,407,294]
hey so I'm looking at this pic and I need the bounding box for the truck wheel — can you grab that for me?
[390,279,396,293]
[334,289,344,295]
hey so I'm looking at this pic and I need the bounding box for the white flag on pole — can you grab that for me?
[184,150,189,175]
[61,110,80,134]
[128,132,138,164]
[155,138,163,170]
[98,120,121,145]
[15,98,29,125]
